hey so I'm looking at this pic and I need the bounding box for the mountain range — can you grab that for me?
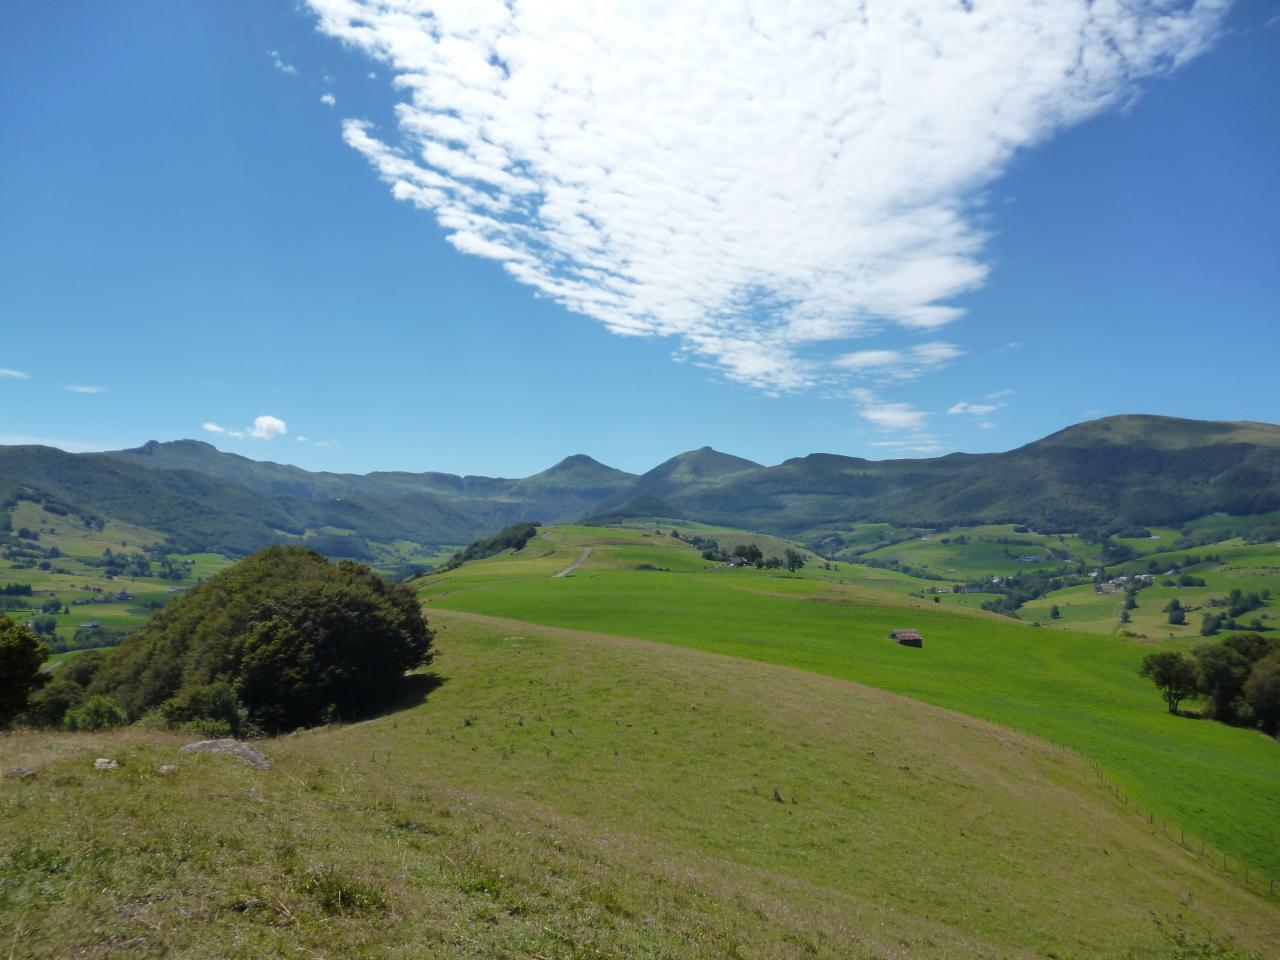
[2,415,1277,558]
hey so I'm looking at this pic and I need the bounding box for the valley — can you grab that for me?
[3,415,1279,957]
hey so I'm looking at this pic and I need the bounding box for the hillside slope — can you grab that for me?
[602,415,1280,533]
[419,524,1280,882]
[2,613,1275,958]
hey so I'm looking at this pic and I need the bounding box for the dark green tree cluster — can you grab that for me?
[92,545,433,732]
[0,615,48,725]
[1140,634,1280,734]
[442,522,540,572]
[23,650,112,728]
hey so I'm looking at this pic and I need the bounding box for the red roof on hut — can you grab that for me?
[890,629,923,647]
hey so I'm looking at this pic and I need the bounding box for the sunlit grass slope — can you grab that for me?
[3,615,1277,958]
[420,526,1280,882]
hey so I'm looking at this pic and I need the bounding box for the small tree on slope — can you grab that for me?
[1139,651,1198,714]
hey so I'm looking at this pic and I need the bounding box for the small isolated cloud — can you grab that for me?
[310,0,1226,393]
[366,71,377,79]
[859,401,929,432]
[313,439,337,448]
[947,401,999,416]
[270,50,297,75]
[247,415,288,440]
[985,389,1015,400]
[978,421,995,430]
[0,368,30,380]
[295,435,310,443]
[851,388,934,451]
[202,420,248,440]
[65,385,105,394]
[834,341,963,381]
[320,93,336,107]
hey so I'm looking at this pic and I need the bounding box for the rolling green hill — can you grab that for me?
[416,524,1280,887]
[4,598,1277,957]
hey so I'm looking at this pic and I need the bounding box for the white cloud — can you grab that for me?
[0,368,30,380]
[203,420,247,440]
[247,415,288,440]
[978,421,996,430]
[309,0,1225,392]
[313,439,337,448]
[985,389,1015,400]
[861,402,929,431]
[296,435,310,443]
[835,341,963,381]
[320,93,336,107]
[270,50,297,75]
[65,385,105,394]
[851,388,929,431]
[947,401,999,416]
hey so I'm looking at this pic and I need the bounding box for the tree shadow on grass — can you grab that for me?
[374,671,447,720]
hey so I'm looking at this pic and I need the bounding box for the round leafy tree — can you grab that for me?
[94,546,433,731]
[0,615,49,725]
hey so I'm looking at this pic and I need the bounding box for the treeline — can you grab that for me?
[442,522,540,572]
[1140,634,1280,734]
[677,533,805,571]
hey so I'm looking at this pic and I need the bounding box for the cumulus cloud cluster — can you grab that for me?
[307,0,1224,448]
[203,415,288,441]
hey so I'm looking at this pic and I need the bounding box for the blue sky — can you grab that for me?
[1,0,1276,477]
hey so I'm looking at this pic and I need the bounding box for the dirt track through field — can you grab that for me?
[553,547,592,578]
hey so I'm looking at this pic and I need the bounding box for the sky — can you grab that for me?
[1,0,1277,477]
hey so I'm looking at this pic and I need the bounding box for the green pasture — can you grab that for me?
[858,524,1092,579]
[419,526,1280,880]
[3,614,1276,958]
[9,501,164,557]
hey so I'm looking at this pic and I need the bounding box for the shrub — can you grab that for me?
[65,694,128,731]
[93,546,433,732]
[25,678,85,728]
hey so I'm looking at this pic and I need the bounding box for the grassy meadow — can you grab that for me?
[417,525,1280,883]
[3,612,1277,958]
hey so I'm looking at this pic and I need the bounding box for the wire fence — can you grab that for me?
[1043,735,1278,902]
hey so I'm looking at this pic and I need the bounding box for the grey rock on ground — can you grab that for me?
[94,758,119,770]
[178,739,271,770]
[4,766,36,780]
[157,763,178,775]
